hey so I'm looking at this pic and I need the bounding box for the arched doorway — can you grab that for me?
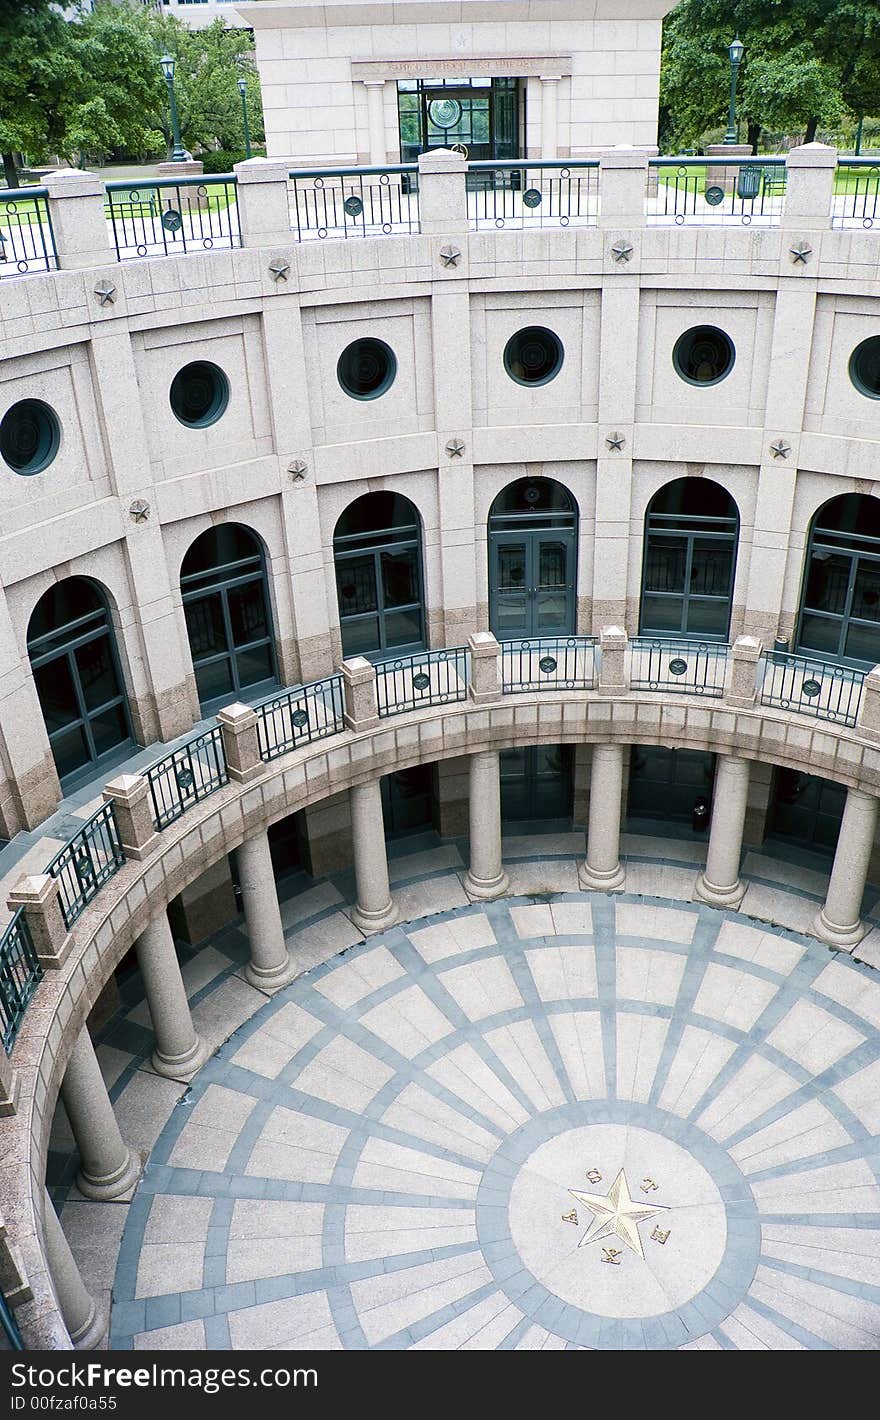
[333,493,425,659]
[181,524,278,712]
[27,578,133,786]
[639,478,739,640]
[488,477,578,640]
[796,493,880,665]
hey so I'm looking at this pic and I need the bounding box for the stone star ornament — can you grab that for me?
[569,1169,668,1259]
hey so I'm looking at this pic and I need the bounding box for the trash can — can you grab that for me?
[736,165,761,200]
[692,794,710,833]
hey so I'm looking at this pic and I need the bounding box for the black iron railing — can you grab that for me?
[759,650,865,726]
[0,189,56,279]
[501,636,598,692]
[105,175,240,261]
[376,648,469,717]
[833,158,880,229]
[289,165,420,240]
[648,157,785,226]
[257,675,346,761]
[629,637,728,696]
[467,160,599,229]
[0,909,42,1056]
[146,725,229,831]
[46,802,126,930]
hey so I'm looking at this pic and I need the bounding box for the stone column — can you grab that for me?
[579,743,626,891]
[813,787,879,948]
[349,780,399,934]
[539,76,561,160]
[694,755,751,908]
[60,1028,141,1202]
[236,829,297,991]
[134,913,207,1081]
[463,751,509,901]
[363,81,387,166]
[42,1192,105,1350]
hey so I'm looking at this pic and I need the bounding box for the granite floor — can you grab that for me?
[50,834,880,1351]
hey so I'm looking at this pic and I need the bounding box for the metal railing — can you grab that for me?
[46,802,126,930]
[257,675,346,761]
[648,157,785,227]
[629,637,728,697]
[759,649,865,726]
[105,175,241,261]
[376,647,469,718]
[833,158,880,229]
[467,160,599,229]
[0,910,42,1056]
[0,189,56,279]
[145,725,229,831]
[501,635,598,693]
[289,165,420,240]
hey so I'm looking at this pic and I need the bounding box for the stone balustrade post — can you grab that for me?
[0,1045,17,1117]
[44,168,114,270]
[42,1191,105,1350]
[813,787,879,948]
[599,147,648,230]
[782,142,837,233]
[726,636,763,708]
[0,1208,32,1309]
[856,666,880,743]
[236,829,297,991]
[7,876,72,970]
[217,702,262,783]
[468,632,502,705]
[598,625,628,696]
[102,774,158,861]
[233,157,296,250]
[341,657,380,731]
[417,148,468,235]
[59,1027,141,1202]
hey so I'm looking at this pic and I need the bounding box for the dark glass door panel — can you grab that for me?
[491,532,575,639]
[89,704,130,757]
[643,538,687,593]
[336,555,377,617]
[33,657,79,733]
[74,636,118,711]
[49,723,91,781]
[768,768,845,853]
[501,744,573,822]
[381,548,419,608]
[228,581,269,646]
[234,642,275,689]
[194,655,235,706]
[627,746,716,824]
[185,596,228,659]
[381,765,434,836]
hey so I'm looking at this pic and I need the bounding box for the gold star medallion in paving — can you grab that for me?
[569,1169,669,1259]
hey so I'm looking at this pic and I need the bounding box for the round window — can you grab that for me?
[672,326,735,386]
[337,338,397,400]
[849,336,880,399]
[503,327,564,386]
[428,97,463,130]
[169,361,229,428]
[0,399,61,475]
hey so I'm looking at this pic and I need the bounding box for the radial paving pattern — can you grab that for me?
[110,891,880,1350]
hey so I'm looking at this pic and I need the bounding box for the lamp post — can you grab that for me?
[723,36,745,145]
[159,53,187,163]
[238,76,252,160]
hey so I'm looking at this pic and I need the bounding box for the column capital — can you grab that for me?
[727,635,763,707]
[103,773,158,861]
[340,657,380,731]
[217,702,262,783]
[7,875,72,969]
[468,631,502,705]
[598,625,628,696]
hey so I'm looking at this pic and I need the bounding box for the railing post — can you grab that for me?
[44,168,113,270]
[341,658,380,731]
[782,142,837,233]
[598,625,628,696]
[233,157,295,249]
[856,665,880,742]
[0,1051,18,1117]
[102,774,158,860]
[6,876,72,969]
[0,1209,31,1307]
[599,147,648,230]
[726,636,763,708]
[468,632,502,705]
[217,703,262,783]
[417,148,468,234]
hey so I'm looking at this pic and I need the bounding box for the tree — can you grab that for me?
[145,15,264,156]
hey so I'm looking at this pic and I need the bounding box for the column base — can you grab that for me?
[243,952,299,994]
[578,861,625,893]
[349,899,400,935]
[693,873,746,910]
[462,869,510,902]
[151,1034,211,1083]
[76,1148,142,1203]
[69,1298,109,1351]
[811,908,866,950]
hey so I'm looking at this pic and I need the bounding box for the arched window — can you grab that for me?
[181,524,278,710]
[796,493,880,665]
[333,493,425,658]
[488,477,578,639]
[27,578,133,786]
[639,478,739,640]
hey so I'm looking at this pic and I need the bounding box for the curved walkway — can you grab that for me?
[51,836,880,1351]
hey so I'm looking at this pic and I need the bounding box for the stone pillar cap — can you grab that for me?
[786,141,838,167]
[418,148,467,173]
[103,773,149,797]
[600,624,627,640]
[7,874,54,904]
[599,146,650,169]
[341,656,374,674]
[732,635,763,655]
[233,157,292,183]
[44,167,104,197]
[469,631,500,649]
[217,701,258,724]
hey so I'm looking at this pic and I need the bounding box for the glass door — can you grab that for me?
[500,744,573,823]
[490,532,574,638]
